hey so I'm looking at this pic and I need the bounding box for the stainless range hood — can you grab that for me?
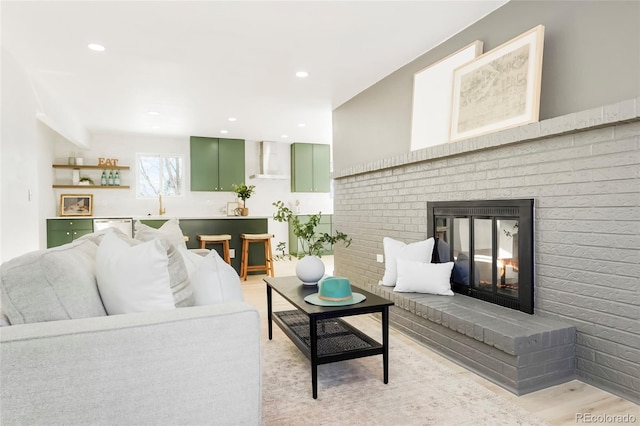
[250,141,290,179]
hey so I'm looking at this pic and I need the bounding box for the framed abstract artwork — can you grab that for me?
[449,25,545,142]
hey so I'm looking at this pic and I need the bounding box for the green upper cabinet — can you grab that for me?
[190,136,219,191]
[190,136,245,191]
[218,138,245,191]
[291,143,330,193]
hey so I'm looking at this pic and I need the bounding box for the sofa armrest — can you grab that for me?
[0,302,261,425]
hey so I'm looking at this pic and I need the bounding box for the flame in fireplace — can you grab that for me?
[498,258,519,272]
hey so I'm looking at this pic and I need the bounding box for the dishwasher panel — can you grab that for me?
[93,218,133,238]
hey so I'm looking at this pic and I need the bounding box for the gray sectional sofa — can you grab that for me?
[0,232,261,425]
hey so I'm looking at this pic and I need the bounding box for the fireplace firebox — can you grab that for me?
[427,199,534,314]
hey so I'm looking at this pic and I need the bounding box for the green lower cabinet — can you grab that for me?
[288,214,332,256]
[47,219,94,248]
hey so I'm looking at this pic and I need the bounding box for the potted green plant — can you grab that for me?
[272,200,351,285]
[78,176,94,186]
[232,183,256,216]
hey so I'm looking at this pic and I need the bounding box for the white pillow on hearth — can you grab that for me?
[380,237,434,286]
[393,258,454,296]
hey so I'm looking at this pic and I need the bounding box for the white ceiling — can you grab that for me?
[1,1,507,145]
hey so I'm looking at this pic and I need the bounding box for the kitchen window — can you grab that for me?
[136,154,184,197]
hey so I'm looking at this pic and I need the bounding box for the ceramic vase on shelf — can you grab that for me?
[295,255,325,286]
[72,169,80,185]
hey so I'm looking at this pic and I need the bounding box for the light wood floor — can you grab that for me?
[241,256,638,426]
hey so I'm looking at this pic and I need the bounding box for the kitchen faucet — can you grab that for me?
[159,194,166,215]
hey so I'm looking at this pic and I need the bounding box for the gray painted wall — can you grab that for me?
[330,0,640,404]
[333,1,640,171]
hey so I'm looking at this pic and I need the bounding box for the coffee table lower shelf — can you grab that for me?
[272,310,383,364]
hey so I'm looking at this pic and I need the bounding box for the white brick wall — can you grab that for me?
[332,101,640,403]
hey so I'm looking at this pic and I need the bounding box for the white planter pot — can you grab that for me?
[295,255,325,286]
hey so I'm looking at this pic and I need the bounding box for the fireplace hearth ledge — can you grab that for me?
[361,282,576,396]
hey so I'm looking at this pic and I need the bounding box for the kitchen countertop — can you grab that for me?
[47,216,270,220]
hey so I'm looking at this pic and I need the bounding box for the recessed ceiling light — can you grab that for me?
[281,134,288,138]
[228,117,237,122]
[297,123,306,127]
[88,43,105,52]
[152,125,160,129]
[295,71,309,78]
[220,130,228,134]
[147,111,160,116]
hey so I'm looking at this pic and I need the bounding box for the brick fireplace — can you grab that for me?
[332,100,640,403]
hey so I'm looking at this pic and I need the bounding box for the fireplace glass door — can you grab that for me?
[496,219,519,298]
[428,199,533,313]
[450,217,470,288]
[473,218,493,292]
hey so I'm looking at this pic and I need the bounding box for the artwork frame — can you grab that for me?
[410,40,483,151]
[60,194,93,216]
[226,201,241,216]
[449,25,545,143]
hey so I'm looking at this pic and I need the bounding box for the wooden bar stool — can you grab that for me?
[197,234,232,264]
[240,233,274,281]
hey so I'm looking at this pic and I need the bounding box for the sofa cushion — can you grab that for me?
[96,231,175,314]
[0,310,10,327]
[190,250,244,305]
[0,239,106,325]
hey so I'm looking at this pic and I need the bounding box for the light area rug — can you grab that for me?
[261,314,549,426]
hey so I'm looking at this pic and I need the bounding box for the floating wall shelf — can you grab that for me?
[52,164,131,188]
[52,185,131,189]
[52,164,130,170]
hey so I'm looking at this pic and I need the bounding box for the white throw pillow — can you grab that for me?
[394,258,455,296]
[190,250,244,305]
[177,245,206,277]
[380,237,435,286]
[134,218,187,250]
[96,231,176,314]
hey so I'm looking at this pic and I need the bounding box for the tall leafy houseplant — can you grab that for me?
[272,201,351,259]
[232,183,255,216]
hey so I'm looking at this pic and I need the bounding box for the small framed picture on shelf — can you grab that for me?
[226,201,240,216]
[60,194,93,217]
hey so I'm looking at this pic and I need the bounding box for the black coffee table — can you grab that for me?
[264,276,394,399]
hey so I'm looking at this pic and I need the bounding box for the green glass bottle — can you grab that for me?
[101,171,107,186]
[108,171,114,186]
